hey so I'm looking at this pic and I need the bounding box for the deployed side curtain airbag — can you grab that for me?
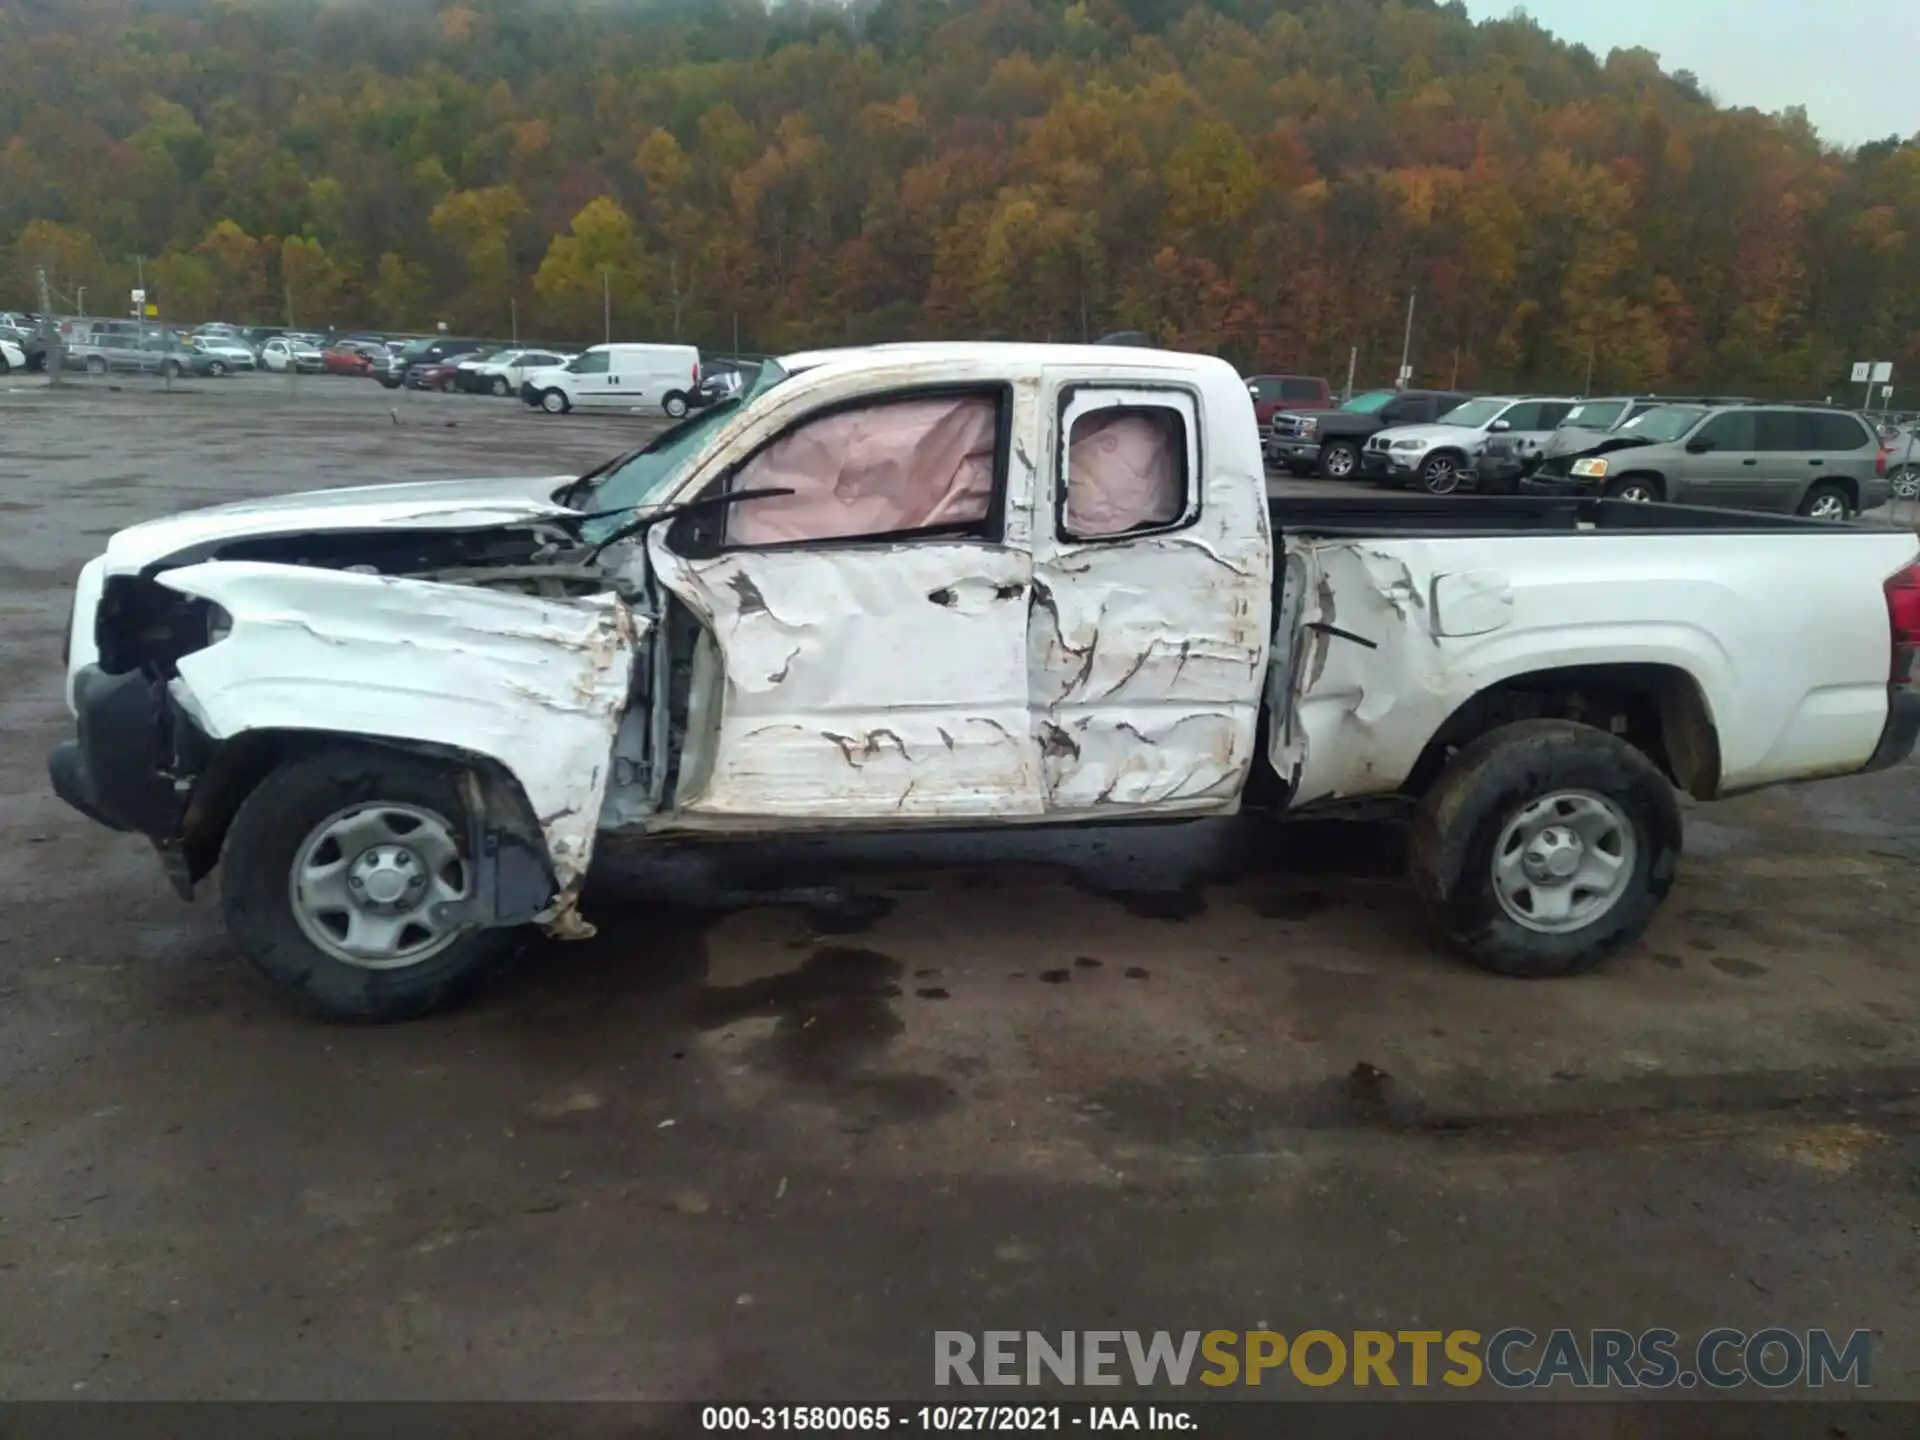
[1064,409,1184,538]
[728,396,997,546]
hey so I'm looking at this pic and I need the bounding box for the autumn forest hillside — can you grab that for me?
[3,0,1916,395]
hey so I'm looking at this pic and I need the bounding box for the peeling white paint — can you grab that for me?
[155,561,641,899]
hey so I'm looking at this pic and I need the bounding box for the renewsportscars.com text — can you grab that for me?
[934,1328,1872,1390]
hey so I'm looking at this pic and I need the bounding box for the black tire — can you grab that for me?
[208,360,227,377]
[162,360,181,379]
[1604,475,1662,503]
[1418,451,1463,495]
[1797,481,1854,521]
[85,355,107,376]
[1408,719,1682,979]
[221,748,522,1022]
[0,355,9,376]
[492,376,511,396]
[662,390,690,419]
[539,388,570,414]
[1319,440,1360,480]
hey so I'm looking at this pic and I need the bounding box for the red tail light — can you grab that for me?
[1877,446,1892,477]
[691,360,700,384]
[1885,561,1920,689]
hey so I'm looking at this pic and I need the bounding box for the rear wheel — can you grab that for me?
[1604,476,1662,503]
[1418,451,1462,495]
[1798,482,1854,521]
[662,390,690,419]
[0,355,10,376]
[1409,719,1681,979]
[1320,440,1359,479]
[221,749,522,1022]
[1891,468,1920,501]
[86,355,107,376]
[540,388,570,414]
[162,359,182,379]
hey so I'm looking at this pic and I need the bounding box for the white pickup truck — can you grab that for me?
[50,343,1920,1020]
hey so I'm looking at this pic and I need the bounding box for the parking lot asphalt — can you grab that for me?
[1,375,1918,1407]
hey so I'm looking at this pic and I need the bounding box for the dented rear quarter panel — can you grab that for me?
[155,562,641,897]
[1278,527,1919,804]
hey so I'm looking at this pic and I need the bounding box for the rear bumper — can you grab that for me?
[1862,688,1920,773]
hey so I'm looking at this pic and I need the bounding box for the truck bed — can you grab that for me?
[1267,493,1892,539]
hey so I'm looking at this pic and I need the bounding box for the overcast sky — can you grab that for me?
[1459,0,1917,147]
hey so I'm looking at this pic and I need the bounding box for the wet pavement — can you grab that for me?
[0,377,1917,1408]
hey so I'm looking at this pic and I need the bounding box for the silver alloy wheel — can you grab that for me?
[1491,790,1638,935]
[540,389,567,414]
[1616,482,1656,503]
[1323,444,1355,478]
[1806,492,1849,521]
[289,802,471,969]
[664,393,688,418]
[1421,455,1458,494]
[1893,468,1920,500]
[493,376,511,396]
[209,360,227,376]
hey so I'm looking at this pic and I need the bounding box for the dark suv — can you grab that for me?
[1267,388,1470,479]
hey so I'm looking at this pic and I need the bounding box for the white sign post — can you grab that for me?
[130,287,146,320]
[1852,361,1871,383]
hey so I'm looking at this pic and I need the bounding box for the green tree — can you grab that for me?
[532,196,655,342]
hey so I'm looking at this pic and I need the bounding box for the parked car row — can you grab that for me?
[1264,383,1902,518]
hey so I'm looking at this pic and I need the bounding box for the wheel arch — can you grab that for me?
[184,730,558,924]
[1402,661,1722,801]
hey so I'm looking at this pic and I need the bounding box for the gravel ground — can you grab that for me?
[1,375,1917,1418]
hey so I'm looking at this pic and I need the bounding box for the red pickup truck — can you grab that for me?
[1245,374,1333,425]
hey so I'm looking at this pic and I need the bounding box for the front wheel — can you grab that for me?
[1418,452,1461,495]
[162,360,181,379]
[1798,482,1854,521]
[1604,476,1661,503]
[208,360,228,377]
[1409,719,1681,978]
[221,749,522,1022]
[539,388,570,414]
[86,355,107,376]
[492,376,511,397]
[1319,440,1359,480]
[662,390,690,418]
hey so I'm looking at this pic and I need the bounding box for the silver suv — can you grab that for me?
[1366,395,1580,494]
[1522,403,1890,518]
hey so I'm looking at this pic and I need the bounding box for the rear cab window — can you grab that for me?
[1279,378,1326,403]
[1056,387,1199,542]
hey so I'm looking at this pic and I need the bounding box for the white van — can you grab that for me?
[521,343,702,417]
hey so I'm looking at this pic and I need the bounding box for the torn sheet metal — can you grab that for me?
[1038,708,1252,810]
[648,537,1046,823]
[156,561,641,900]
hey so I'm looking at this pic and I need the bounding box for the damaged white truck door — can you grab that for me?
[1028,381,1273,815]
[646,385,1047,823]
